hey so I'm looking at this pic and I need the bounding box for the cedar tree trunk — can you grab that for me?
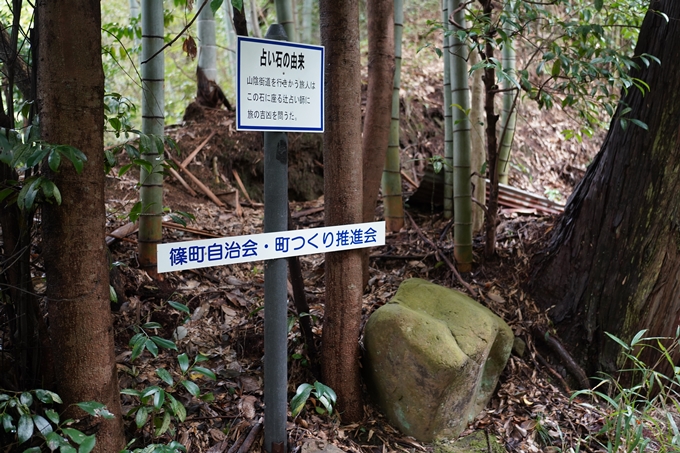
[361,0,394,285]
[319,0,364,422]
[530,0,680,379]
[37,0,125,450]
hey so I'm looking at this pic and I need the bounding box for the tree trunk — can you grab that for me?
[37,0,125,450]
[275,0,297,42]
[138,0,165,274]
[361,0,394,286]
[197,0,217,82]
[319,0,364,422]
[381,0,405,232]
[449,0,473,271]
[442,0,453,220]
[362,0,394,225]
[469,47,486,234]
[530,0,680,379]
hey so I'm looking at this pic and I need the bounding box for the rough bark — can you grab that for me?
[319,0,364,422]
[530,0,680,379]
[361,0,394,285]
[37,0,125,450]
[362,0,394,224]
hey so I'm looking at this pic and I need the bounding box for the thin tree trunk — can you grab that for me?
[361,0,394,286]
[449,0,473,270]
[275,0,297,42]
[381,0,404,232]
[319,0,364,422]
[37,0,124,450]
[442,0,453,220]
[497,19,517,185]
[301,0,313,43]
[198,0,217,82]
[480,0,500,259]
[470,47,486,234]
[138,0,165,274]
[530,0,680,379]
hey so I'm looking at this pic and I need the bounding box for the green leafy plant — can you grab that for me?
[121,353,216,438]
[572,329,680,452]
[290,381,337,417]
[0,389,113,452]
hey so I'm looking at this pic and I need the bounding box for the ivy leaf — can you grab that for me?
[178,353,190,373]
[44,431,64,450]
[32,414,53,435]
[45,409,59,425]
[594,0,603,11]
[231,0,243,12]
[17,414,33,444]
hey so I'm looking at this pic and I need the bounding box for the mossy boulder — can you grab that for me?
[363,278,513,442]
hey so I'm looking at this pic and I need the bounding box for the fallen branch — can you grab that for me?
[237,419,262,453]
[231,169,254,205]
[181,130,216,168]
[167,166,198,197]
[166,152,226,207]
[534,327,590,390]
[161,221,222,238]
[405,211,477,298]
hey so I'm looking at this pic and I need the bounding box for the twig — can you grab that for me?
[141,0,209,65]
[237,419,263,453]
[166,152,226,207]
[405,211,477,298]
[291,206,324,218]
[181,130,216,168]
[534,350,572,395]
[161,221,222,238]
[534,327,590,389]
[400,170,418,188]
[231,169,254,204]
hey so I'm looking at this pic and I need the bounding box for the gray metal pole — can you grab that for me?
[263,23,289,453]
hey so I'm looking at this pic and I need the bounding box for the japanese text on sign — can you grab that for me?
[237,36,324,133]
[157,221,385,273]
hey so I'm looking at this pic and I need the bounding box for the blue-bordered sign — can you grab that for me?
[157,221,384,273]
[236,36,324,133]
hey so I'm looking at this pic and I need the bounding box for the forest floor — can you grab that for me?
[102,61,611,453]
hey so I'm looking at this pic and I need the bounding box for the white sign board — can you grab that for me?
[236,36,324,132]
[157,221,385,273]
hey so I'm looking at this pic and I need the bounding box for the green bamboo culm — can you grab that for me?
[198,0,218,82]
[301,0,314,43]
[381,0,405,232]
[138,0,165,273]
[275,0,298,42]
[448,0,473,271]
[442,0,453,220]
[497,1,517,185]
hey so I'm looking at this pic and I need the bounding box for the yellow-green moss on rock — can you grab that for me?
[363,279,513,442]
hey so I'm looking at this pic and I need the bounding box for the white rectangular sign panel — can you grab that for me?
[157,221,384,273]
[236,36,324,132]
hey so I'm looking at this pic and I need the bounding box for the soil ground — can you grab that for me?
[100,72,608,452]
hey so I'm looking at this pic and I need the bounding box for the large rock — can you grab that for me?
[363,278,513,441]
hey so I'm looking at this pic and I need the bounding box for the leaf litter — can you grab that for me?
[100,71,614,452]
